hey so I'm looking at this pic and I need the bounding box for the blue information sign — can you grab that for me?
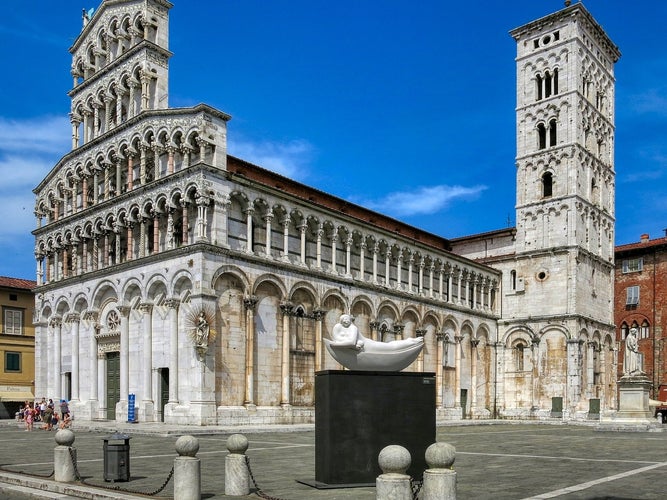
[128,393,136,422]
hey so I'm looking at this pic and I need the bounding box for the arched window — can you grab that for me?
[515,342,526,371]
[536,74,543,101]
[549,119,557,147]
[537,123,547,150]
[553,68,559,94]
[545,71,552,98]
[620,322,628,340]
[542,172,553,198]
[510,269,517,290]
[640,320,650,339]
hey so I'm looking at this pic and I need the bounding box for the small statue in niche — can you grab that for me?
[187,307,216,359]
[195,311,210,346]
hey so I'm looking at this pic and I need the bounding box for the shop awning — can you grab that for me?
[0,390,34,402]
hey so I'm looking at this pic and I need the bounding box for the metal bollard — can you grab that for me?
[422,442,456,500]
[225,434,250,496]
[376,445,412,500]
[174,435,201,500]
[54,429,77,483]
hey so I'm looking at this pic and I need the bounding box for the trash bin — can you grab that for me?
[103,432,131,482]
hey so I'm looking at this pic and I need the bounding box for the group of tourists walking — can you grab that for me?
[19,398,71,431]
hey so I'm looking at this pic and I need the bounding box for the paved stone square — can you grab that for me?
[1,421,666,499]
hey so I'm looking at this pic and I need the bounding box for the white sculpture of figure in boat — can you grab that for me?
[325,314,424,371]
[330,314,365,349]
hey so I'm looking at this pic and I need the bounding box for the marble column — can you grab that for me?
[531,338,540,410]
[313,309,325,372]
[86,311,100,419]
[346,236,353,277]
[316,225,323,269]
[299,222,307,265]
[245,207,254,253]
[470,339,479,415]
[416,329,426,372]
[51,317,63,400]
[243,296,258,407]
[118,306,131,404]
[454,335,462,409]
[66,314,80,402]
[436,334,444,408]
[139,303,154,421]
[166,300,179,404]
[359,241,366,281]
[264,211,273,257]
[281,217,291,261]
[279,302,292,407]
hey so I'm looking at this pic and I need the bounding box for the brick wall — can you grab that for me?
[615,235,667,397]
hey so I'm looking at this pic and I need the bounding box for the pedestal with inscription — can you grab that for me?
[616,375,653,420]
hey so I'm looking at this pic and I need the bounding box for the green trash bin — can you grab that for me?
[103,432,131,482]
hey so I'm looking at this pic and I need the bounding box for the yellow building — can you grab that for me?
[0,277,36,418]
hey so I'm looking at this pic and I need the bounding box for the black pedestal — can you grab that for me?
[314,370,435,486]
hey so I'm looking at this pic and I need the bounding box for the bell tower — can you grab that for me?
[507,3,620,414]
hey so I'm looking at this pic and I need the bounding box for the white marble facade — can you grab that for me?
[33,0,619,425]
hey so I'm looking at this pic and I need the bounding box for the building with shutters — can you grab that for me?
[614,234,667,397]
[0,277,36,419]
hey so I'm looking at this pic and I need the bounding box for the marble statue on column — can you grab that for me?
[324,314,423,371]
[623,327,644,376]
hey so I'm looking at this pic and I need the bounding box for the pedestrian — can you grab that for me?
[42,404,53,430]
[59,412,72,429]
[60,399,69,419]
[24,403,34,431]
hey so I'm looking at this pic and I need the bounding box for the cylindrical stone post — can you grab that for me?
[174,435,201,500]
[54,429,76,483]
[225,434,250,496]
[376,445,412,500]
[422,442,457,500]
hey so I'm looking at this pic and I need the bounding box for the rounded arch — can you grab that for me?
[318,288,346,312]
[288,280,319,305]
[91,280,120,309]
[252,273,287,299]
[503,324,537,346]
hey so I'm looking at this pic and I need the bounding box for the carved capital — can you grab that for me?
[117,305,131,317]
[139,302,153,314]
[243,295,258,310]
[65,313,80,324]
[82,310,99,322]
[164,299,179,310]
[279,301,295,316]
[312,308,326,321]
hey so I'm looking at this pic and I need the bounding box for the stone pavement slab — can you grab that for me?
[1,420,667,499]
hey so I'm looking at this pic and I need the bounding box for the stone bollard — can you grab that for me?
[225,434,250,496]
[422,442,457,500]
[376,445,412,500]
[54,429,77,483]
[174,435,201,500]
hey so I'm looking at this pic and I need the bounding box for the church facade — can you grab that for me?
[32,0,618,425]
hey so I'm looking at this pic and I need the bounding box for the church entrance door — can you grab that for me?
[106,352,120,420]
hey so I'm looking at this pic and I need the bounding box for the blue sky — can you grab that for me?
[1,1,666,280]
